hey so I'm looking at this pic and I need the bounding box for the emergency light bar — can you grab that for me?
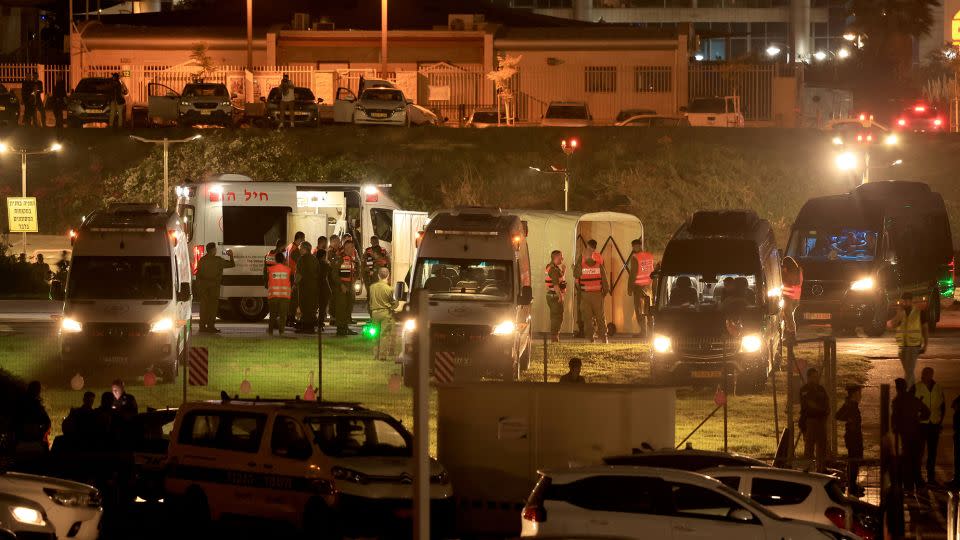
[432,230,500,236]
[88,227,158,233]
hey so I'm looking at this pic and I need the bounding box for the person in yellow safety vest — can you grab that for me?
[915,367,946,485]
[887,292,929,389]
[627,238,654,338]
[266,252,292,336]
[573,239,609,343]
[545,250,567,342]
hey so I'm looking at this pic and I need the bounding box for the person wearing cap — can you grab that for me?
[836,384,864,496]
[914,366,945,485]
[887,291,928,388]
[559,358,585,383]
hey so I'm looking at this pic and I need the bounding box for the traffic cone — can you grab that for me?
[304,371,316,401]
[143,370,157,387]
[70,373,84,391]
[714,385,727,407]
[239,368,252,395]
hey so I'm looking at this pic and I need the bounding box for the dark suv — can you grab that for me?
[66,77,122,127]
[265,86,321,127]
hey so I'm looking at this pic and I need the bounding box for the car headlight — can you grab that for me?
[331,466,368,484]
[220,101,231,106]
[831,136,843,145]
[11,506,45,525]
[403,319,416,332]
[180,101,190,107]
[44,487,98,507]
[61,317,83,333]
[394,105,406,113]
[492,320,516,335]
[149,317,175,333]
[653,334,672,353]
[850,277,875,291]
[884,133,898,146]
[740,334,763,353]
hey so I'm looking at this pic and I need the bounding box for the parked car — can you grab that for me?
[701,466,880,540]
[616,108,657,123]
[615,114,689,127]
[541,101,592,127]
[521,466,859,539]
[178,82,234,127]
[352,87,410,126]
[0,83,18,126]
[407,103,444,126]
[164,399,453,535]
[683,96,744,127]
[66,77,122,127]
[0,471,102,540]
[467,109,506,128]
[0,493,56,540]
[266,86,322,127]
[603,448,767,471]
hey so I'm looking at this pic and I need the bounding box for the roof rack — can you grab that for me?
[209,394,367,410]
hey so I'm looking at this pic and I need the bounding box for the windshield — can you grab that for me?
[413,258,513,301]
[689,98,725,113]
[787,228,878,262]
[361,89,404,102]
[69,256,172,300]
[545,105,588,119]
[268,87,316,102]
[75,79,114,94]
[183,84,228,97]
[658,273,759,311]
[306,416,411,457]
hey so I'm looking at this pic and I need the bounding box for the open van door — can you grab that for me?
[287,212,330,248]
[148,83,181,126]
[333,87,357,123]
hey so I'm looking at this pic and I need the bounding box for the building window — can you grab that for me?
[585,66,617,93]
[634,66,672,93]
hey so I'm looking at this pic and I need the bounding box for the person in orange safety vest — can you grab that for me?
[266,251,292,335]
[573,239,609,343]
[628,238,654,338]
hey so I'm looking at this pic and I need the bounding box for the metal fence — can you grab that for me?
[689,63,778,122]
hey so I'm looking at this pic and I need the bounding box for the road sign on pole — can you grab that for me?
[6,197,38,232]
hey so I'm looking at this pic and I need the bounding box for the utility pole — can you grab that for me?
[560,138,578,212]
[246,0,253,70]
[129,135,202,210]
[380,0,389,78]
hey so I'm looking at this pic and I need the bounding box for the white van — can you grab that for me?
[175,176,405,320]
[164,399,453,535]
[51,203,191,383]
[398,208,533,382]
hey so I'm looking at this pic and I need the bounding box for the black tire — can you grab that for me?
[164,338,185,384]
[231,297,268,322]
[179,486,211,531]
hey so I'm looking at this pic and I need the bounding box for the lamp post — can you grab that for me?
[560,138,578,211]
[380,0,389,78]
[0,141,63,255]
[129,135,202,210]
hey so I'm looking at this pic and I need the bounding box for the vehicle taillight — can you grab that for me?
[825,507,846,528]
[914,105,926,112]
[897,118,907,126]
[192,244,205,274]
[522,505,546,523]
[934,118,943,127]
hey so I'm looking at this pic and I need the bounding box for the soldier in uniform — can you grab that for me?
[363,235,392,313]
[573,239,609,343]
[326,234,341,325]
[295,242,320,334]
[331,240,359,336]
[194,242,235,333]
[627,238,654,338]
[544,250,567,342]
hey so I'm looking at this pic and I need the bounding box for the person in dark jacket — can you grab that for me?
[16,381,50,444]
[892,377,930,493]
[295,242,320,333]
[559,358,586,383]
[50,79,67,129]
[800,367,830,472]
[316,248,333,331]
[111,379,138,422]
[62,391,96,437]
[836,384,864,496]
[93,392,115,437]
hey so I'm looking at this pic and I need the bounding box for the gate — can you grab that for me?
[689,63,775,122]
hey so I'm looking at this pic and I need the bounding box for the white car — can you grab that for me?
[701,466,879,540]
[0,471,102,540]
[684,96,744,127]
[407,103,443,126]
[540,101,593,127]
[521,466,860,540]
[353,87,409,126]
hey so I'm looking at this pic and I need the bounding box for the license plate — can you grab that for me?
[0,106,5,111]
[102,356,128,364]
[84,109,102,113]
[371,112,388,118]
[691,370,721,378]
[804,312,831,320]
[201,110,211,115]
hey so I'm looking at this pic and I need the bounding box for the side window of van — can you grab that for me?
[181,412,220,447]
[178,411,266,453]
[271,416,312,460]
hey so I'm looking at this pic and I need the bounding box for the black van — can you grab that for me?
[786,181,953,336]
[650,210,783,393]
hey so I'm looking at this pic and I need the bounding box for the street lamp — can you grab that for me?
[129,134,202,210]
[837,47,851,59]
[560,138,578,211]
[0,141,63,254]
[766,45,782,58]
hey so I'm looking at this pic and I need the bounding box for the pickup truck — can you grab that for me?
[683,96,744,127]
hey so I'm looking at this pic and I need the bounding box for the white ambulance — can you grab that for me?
[51,203,192,383]
[175,176,408,321]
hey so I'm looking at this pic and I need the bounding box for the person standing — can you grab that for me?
[263,239,285,285]
[295,242,319,334]
[914,366,945,485]
[50,79,67,129]
[369,267,399,355]
[888,292,928,389]
[363,236,391,309]
[892,377,930,493]
[314,235,328,256]
[21,75,37,127]
[332,240,359,336]
[342,239,360,324]
[326,234,342,325]
[627,238,654,338]
[544,250,567,342]
[266,251,292,335]
[836,384,865,496]
[573,240,609,343]
[781,256,803,345]
[62,391,97,437]
[286,231,305,328]
[109,73,128,129]
[800,367,830,472]
[32,73,45,127]
[195,242,235,333]
[559,358,586,383]
[111,379,138,421]
[278,74,295,128]
[316,248,333,331]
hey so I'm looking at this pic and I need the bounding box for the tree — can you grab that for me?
[847,0,941,78]
[189,44,216,81]
[486,54,521,126]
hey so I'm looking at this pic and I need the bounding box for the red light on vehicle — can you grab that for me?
[934,118,943,126]
[866,134,873,142]
[522,505,546,523]
[68,229,78,246]
[208,190,222,203]
[192,244,205,274]
[914,105,926,112]
[825,507,846,529]
[365,193,379,203]
[897,118,906,126]
[858,114,866,121]
[856,134,864,142]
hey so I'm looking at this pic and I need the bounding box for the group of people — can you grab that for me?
[544,238,653,344]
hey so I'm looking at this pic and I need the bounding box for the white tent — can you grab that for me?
[515,210,644,335]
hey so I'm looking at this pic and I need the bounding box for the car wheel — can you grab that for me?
[231,297,268,322]
[734,369,765,396]
[179,486,211,530]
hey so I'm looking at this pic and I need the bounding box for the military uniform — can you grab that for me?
[331,251,358,335]
[628,250,654,337]
[544,262,567,338]
[195,251,235,332]
[573,253,609,342]
[296,252,320,332]
[363,245,391,308]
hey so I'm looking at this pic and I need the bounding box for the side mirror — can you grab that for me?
[394,280,408,302]
[50,279,65,302]
[406,99,413,105]
[177,283,191,302]
[518,285,533,306]
[317,97,324,103]
[728,509,754,522]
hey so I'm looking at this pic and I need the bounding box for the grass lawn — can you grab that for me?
[1,330,871,459]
